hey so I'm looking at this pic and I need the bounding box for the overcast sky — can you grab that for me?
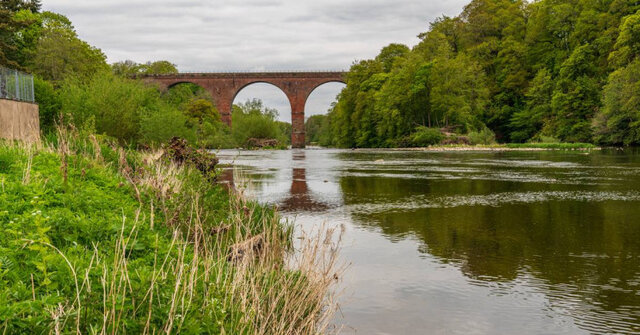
[43,0,468,122]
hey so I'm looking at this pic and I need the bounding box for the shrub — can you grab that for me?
[231,101,289,147]
[468,127,496,145]
[530,135,561,143]
[139,106,196,146]
[410,127,444,147]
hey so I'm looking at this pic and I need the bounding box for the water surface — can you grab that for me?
[217,148,640,334]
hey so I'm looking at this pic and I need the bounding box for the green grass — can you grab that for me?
[505,142,598,149]
[0,131,340,334]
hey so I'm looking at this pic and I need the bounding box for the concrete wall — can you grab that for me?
[0,99,40,143]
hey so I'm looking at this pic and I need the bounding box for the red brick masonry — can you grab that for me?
[141,72,346,148]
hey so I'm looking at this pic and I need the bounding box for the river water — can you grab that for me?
[217,148,640,335]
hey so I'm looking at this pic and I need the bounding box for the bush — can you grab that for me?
[231,100,289,148]
[33,76,61,132]
[529,135,561,143]
[468,127,496,145]
[506,142,596,149]
[410,127,444,147]
[441,135,471,145]
[59,72,161,143]
[139,106,196,145]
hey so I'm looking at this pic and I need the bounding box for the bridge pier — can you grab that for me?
[143,72,345,149]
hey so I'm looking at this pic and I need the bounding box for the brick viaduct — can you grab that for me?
[141,72,346,148]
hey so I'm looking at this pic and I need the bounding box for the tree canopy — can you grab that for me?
[318,0,640,147]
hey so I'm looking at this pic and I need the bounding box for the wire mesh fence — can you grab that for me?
[0,66,35,103]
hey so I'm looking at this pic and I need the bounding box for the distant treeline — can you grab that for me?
[310,0,640,147]
[0,1,288,149]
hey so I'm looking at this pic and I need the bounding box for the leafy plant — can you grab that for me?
[410,126,444,147]
[469,127,496,145]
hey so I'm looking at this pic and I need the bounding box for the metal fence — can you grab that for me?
[0,66,35,103]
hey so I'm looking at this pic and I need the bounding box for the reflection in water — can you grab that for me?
[279,168,330,211]
[217,149,640,334]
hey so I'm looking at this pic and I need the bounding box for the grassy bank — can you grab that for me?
[0,130,341,334]
[504,143,598,149]
[336,143,600,152]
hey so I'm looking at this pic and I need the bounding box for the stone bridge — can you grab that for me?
[141,71,346,148]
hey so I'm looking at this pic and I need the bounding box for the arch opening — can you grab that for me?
[304,81,346,146]
[232,82,294,148]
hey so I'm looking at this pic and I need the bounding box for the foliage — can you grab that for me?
[0,3,39,68]
[231,99,289,148]
[59,72,165,143]
[112,60,179,76]
[314,0,640,147]
[410,127,444,147]
[468,127,497,145]
[33,75,61,132]
[594,59,640,145]
[185,98,220,123]
[305,114,327,144]
[505,142,596,149]
[28,12,109,82]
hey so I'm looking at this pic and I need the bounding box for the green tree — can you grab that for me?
[0,2,40,68]
[305,114,327,144]
[112,60,178,77]
[29,12,108,82]
[594,59,640,145]
[609,12,640,68]
[33,75,61,132]
[509,69,554,142]
[551,44,601,142]
[429,54,489,132]
[112,60,143,77]
[231,99,288,147]
[140,60,178,75]
[185,98,220,123]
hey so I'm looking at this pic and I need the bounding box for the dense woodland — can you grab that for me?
[0,0,289,149]
[309,0,640,147]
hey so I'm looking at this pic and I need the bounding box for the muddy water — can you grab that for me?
[217,148,640,334]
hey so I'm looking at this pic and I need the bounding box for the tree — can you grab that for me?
[509,69,554,142]
[0,2,39,68]
[551,44,600,142]
[237,98,279,120]
[112,60,143,77]
[29,12,108,82]
[185,98,220,123]
[140,61,178,75]
[305,114,327,144]
[429,54,489,132]
[33,75,61,131]
[0,0,41,13]
[608,12,640,68]
[594,59,640,145]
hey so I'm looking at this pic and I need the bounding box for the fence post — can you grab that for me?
[14,70,20,101]
[30,75,35,102]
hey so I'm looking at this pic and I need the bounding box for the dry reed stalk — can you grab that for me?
[21,147,33,185]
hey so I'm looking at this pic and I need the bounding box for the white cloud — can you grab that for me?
[42,0,468,121]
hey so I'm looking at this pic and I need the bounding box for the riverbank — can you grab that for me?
[305,143,601,152]
[0,131,340,334]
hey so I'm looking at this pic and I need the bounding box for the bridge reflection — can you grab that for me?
[218,151,329,212]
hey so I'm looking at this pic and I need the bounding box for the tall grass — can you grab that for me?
[1,127,343,334]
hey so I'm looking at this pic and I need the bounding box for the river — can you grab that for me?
[216,148,640,334]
